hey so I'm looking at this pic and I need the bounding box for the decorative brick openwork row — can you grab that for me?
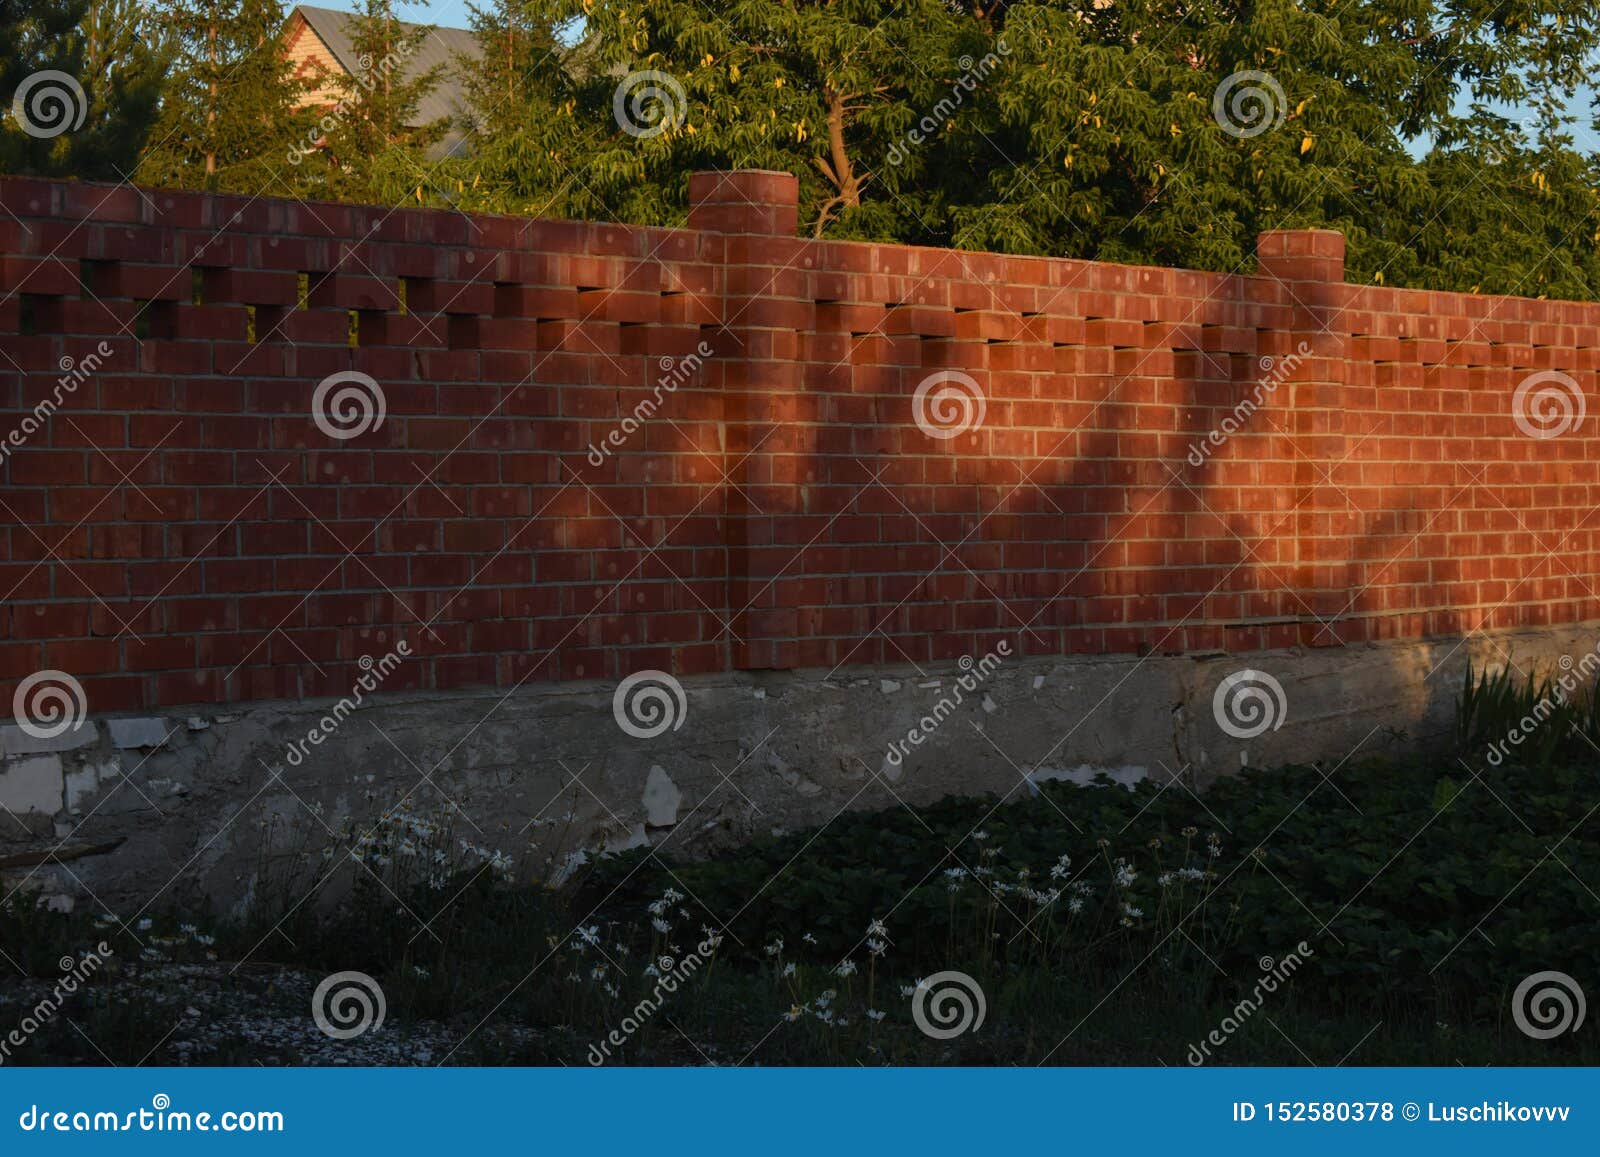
[2,170,1597,713]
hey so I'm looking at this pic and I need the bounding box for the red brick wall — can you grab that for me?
[2,171,1597,714]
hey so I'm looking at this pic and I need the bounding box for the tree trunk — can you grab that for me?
[812,86,863,236]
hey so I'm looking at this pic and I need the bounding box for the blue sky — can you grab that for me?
[393,0,479,28]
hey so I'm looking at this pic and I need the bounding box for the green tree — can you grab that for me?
[311,0,448,204]
[505,0,1600,297]
[444,0,580,216]
[1,0,86,174]
[135,0,314,195]
[2,0,165,180]
[67,0,170,179]
[532,0,991,234]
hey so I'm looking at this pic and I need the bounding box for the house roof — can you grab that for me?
[291,4,481,130]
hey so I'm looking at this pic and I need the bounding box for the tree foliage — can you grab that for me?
[468,0,1600,297]
[2,0,165,180]
[436,0,572,214]
[311,0,449,204]
[10,0,1600,297]
[135,0,312,194]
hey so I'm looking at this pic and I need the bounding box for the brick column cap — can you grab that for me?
[1255,228,1345,283]
[687,170,800,236]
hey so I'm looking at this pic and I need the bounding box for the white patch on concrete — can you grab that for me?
[603,823,650,854]
[108,718,170,749]
[881,755,903,783]
[1032,675,1046,690]
[1026,763,1148,794]
[642,765,682,827]
[0,722,97,757]
[64,765,95,813]
[981,693,998,714]
[0,755,66,813]
[880,679,901,694]
[548,820,653,889]
[64,759,125,812]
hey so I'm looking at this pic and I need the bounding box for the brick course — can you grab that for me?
[2,172,1597,713]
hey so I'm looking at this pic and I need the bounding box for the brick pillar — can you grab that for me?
[687,170,800,237]
[685,171,807,670]
[1252,229,1353,646]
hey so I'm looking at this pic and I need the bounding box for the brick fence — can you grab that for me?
[2,171,1597,714]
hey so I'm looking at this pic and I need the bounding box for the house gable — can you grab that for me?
[285,8,348,110]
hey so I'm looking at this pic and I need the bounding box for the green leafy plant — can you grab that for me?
[1455,658,1600,769]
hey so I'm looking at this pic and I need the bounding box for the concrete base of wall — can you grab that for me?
[3,624,1591,914]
